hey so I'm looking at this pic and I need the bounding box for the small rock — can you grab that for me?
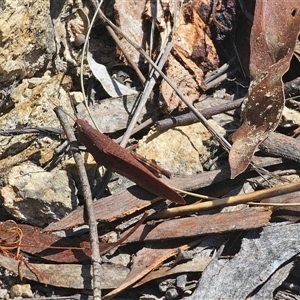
[165,288,179,300]
[176,274,187,290]
[140,294,164,300]
[0,162,77,226]
[281,106,300,127]
[70,91,84,105]
[10,284,33,298]
[107,253,131,267]
[137,120,225,175]
[158,278,176,293]
[213,88,227,99]
[0,289,7,299]
[0,72,73,169]
[0,0,56,84]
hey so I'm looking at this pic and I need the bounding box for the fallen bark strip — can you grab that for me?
[44,168,229,231]
[44,186,161,231]
[133,255,212,288]
[114,206,271,243]
[44,157,284,232]
[0,254,129,290]
[187,223,300,299]
[103,238,202,300]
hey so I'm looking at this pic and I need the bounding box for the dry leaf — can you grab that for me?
[229,1,300,178]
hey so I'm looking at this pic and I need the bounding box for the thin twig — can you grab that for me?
[155,97,244,130]
[205,67,240,90]
[89,0,145,85]
[54,106,102,300]
[148,179,300,220]
[119,1,181,148]
[93,5,232,152]
[205,58,234,83]
[0,127,64,136]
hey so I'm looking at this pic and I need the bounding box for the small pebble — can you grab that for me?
[165,288,179,300]
[74,33,85,47]
[176,274,187,290]
[10,284,33,298]
[158,278,175,292]
[0,289,7,299]
[108,253,131,267]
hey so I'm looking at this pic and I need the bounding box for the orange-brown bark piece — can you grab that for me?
[18,224,91,263]
[156,0,219,111]
[115,206,271,243]
[103,239,200,300]
[44,168,230,232]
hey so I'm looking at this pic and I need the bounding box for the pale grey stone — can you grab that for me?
[0,162,77,226]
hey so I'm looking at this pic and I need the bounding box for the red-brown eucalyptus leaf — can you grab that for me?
[18,224,91,263]
[229,1,300,179]
[76,119,185,204]
[249,1,300,78]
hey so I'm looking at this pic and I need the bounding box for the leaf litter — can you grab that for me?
[0,0,300,299]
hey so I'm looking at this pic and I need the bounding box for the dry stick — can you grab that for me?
[119,2,180,148]
[204,58,234,84]
[155,97,244,130]
[89,0,145,85]
[205,67,240,90]
[148,179,300,220]
[95,6,231,152]
[159,79,299,130]
[94,5,279,181]
[0,127,64,136]
[54,107,102,300]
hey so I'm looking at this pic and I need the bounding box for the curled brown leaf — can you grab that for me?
[229,1,300,178]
